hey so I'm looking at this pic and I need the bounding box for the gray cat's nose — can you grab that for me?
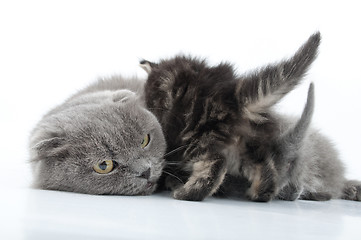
[139,168,151,180]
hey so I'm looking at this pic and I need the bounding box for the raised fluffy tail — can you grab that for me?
[271,83,315,166]
[238,32,321,122]
[279,82,315,149]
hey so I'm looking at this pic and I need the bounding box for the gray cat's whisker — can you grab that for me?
[163,170,184,184]
[163,145,190,158]
[165,162,181,166]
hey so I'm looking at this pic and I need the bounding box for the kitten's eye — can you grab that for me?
[141,134,151,148]
[93,160,114,174]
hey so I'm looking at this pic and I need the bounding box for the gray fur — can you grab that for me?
[237,34,361,201]
[262,83,349,201]
[29,76,166,195]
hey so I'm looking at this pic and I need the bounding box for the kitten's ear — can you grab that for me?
[278,83,315,158]
[139,59,158,74]
[112,89,136,103]
[239,32,320,122]
[32,136,68,159]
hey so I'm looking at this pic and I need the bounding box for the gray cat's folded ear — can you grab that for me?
[239,32,320,122]
[112,89,137,103]
[31,136,68,160]
[139,59,158,74]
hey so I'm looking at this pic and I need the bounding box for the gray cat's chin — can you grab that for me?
[141,182,158,195]
[118,179,159,196]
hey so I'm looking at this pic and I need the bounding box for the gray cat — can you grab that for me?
[29,76,166,195]
[141,32,361,202]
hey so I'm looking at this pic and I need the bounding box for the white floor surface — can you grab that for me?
[2,183,361,240]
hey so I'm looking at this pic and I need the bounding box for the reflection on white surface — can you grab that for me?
[1,186,361,240]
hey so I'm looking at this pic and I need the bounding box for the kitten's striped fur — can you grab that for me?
[142,32,361,202]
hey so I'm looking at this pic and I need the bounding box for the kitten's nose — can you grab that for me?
[139,168,151,180]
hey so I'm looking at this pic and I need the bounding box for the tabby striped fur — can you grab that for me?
[141,32,361,202]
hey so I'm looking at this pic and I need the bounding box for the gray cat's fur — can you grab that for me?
[221,83,360,201]
[141,32,361,202]
[29,76,166,195]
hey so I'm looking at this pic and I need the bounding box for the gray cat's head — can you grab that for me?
[30,90,166,195]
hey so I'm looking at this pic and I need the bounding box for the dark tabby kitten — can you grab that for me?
[141,32,361,202]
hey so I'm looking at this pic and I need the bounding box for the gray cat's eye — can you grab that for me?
[93,160,116,174]
[141,134,151,148]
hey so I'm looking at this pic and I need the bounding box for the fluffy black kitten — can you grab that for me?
[141,32,361,202]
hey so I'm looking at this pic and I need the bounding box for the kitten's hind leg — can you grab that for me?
[172,152,227,201]
[342,180,361,201]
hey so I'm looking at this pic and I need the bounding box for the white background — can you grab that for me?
[1,1,361,239]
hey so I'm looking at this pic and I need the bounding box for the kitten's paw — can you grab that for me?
[172,186,206,201]
[299,192,332,201]
[246,181,276,202]
[247,191,273,202]
[342,180,361,201]
[276,184,301,201]
[276,193,299,201]
[246,176,276,202]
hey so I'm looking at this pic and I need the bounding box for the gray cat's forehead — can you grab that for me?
[55,102,160,141]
